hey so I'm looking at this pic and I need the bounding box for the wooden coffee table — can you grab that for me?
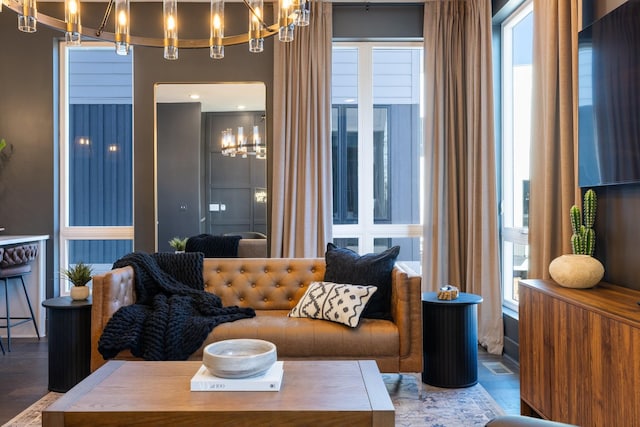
[42,360,394,426]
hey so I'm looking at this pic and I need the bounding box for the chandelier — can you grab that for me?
[2,0,310,60]
[222,125,266,159]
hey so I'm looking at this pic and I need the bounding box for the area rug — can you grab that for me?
[3,374,504,427]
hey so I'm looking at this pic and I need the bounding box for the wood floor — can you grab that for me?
[0,338,520,424]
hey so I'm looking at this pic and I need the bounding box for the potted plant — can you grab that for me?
[169,237,188,253]
[61,261,94,300]
[549,189,604,288]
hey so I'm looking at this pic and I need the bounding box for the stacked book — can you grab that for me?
[190,361,284,391]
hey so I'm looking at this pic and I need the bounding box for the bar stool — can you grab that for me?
[0,243,40,351]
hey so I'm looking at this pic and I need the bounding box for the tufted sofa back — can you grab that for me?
[203,258,326,310]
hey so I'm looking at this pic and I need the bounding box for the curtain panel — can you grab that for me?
[422,0,503,354]
[528,0,581,279]
[271,1,333,258]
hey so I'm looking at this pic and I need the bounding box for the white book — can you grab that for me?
[190,361,284,392]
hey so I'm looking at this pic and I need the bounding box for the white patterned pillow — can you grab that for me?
[288,281,377,328]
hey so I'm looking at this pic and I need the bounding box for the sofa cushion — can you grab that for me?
[288,281,377,327]
[323,243,400,320]
[195,310,400,359]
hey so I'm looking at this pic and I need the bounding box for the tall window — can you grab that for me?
[500,1,533,310]
[332,43,423,268]
[59,43,134,293]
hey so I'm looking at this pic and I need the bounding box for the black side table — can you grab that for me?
[421,291,483,388]
[42,296,92,392]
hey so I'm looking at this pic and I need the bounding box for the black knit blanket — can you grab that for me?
[185,234,242,257]
[97,252,255,361]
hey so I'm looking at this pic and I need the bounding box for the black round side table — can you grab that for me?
[42,296,92,392]
[421,291,483,388]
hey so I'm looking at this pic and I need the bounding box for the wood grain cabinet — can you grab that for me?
[519,279,640,426]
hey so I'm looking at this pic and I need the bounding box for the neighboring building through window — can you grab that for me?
[331,43,423,269]
[500,1,533,310]
[59,43,134,293]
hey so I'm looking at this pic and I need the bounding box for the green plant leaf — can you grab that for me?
[168,237,188,251]
[0,138,6,152]
[61,261,94,286]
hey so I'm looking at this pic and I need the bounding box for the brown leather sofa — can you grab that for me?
[90,257,423,375]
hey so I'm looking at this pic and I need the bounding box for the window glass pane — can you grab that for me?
[373,107,390,222]
[68,239,133,273]
[501,3,533,310]
[333,238,358,253]
[372,48,422,226]
[507,11,533,230]
[345,108,359,222]
[67,48,133,227]
[332,47,359,225]
[374,237,421,275]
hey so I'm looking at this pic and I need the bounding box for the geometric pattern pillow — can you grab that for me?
[288,281,377,328]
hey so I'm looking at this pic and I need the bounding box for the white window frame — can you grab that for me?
[500,0,533,311]
[58,41,135,293]
[332,42,423,256]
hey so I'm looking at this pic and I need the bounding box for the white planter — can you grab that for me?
[549,254,604,289]
[70,285,90,301]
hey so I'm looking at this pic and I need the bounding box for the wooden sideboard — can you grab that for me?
[519,279,640,426]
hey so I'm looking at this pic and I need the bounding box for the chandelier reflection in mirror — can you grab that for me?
[2,0,310,60]
[222,126,266,159]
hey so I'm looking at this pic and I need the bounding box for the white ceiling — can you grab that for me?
[155,82,266,112]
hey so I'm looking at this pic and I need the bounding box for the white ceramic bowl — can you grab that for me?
[203,339,277,379]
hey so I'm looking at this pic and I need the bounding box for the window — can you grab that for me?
[59,43,134,293]
[500,1,533,310]
[331,43,423,268]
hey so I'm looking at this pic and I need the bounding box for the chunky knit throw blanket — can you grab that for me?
[97,251,255,361]
[185,234,242,258]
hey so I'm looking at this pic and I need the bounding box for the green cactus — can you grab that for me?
[570,189,597,256]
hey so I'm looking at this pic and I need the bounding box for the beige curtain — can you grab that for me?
[271,1,333,258]
[423,0,503,354]
[528,0,581,279]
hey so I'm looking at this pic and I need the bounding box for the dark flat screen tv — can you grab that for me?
[578,0,640,187]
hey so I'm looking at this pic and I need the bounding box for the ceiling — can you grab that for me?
[155,82,266,112]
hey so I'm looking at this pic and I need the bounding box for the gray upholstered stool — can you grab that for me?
[0,244,41,351]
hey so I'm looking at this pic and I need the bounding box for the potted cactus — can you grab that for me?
[61,261,94,300]
[549,189,604,288]
[570,189,597,255]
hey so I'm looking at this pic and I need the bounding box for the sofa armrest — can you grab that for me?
[90,266,136,372]
[391,262,423,373]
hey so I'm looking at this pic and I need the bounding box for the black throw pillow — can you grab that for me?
[323,243,400,320]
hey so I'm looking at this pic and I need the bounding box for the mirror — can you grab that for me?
[155,82,267,253]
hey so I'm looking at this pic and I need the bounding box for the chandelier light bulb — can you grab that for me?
[210,0,224,59]
[294,0,309,27]
[114,0,130,55]
[18,0,38,33]
[163,0,178,60]
[64,0,81,45]
[248,0,263,53]
[278,0,294,42]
